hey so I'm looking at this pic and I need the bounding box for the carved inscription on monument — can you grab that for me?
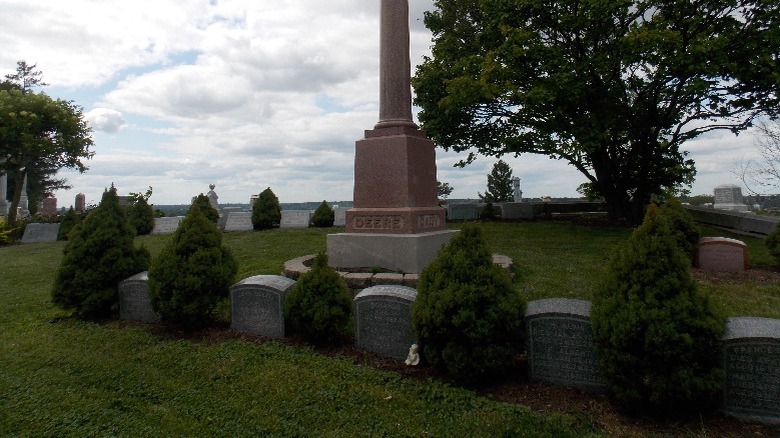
[417,214,441,229]
[526,299,609,393]
[352,215,404,230]
[354,285,417,361]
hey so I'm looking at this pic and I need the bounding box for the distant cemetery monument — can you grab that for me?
[327,0,456,273]
[75,193,86,213]
[713,184,750,212]
[0,170,9,216]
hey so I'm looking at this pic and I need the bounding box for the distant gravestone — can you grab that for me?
[41,197,57,218]
[280,210,311,228]
[354,285,417,361]
[713,184,749,212]
[230,275,296,339]
[722,316,780,425]
[21,223,61,244]
[333,207,348,227]
[525,298,609,393]
[696,237,747,272]
[118,272,160,323]
[446,204,479,221]
[223,211,253,232]
[75,193,86,213]
[151,216,184,235]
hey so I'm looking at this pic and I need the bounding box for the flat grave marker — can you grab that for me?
[21,223,61,244]
[118,271,160,323]
[230,275,296,339]
[525,298,609,393]
[354,285,417,361]
[722,316,780,425]
[446,204,479,221]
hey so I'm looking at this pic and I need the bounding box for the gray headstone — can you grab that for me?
[151,216,184,234]
[525,298,609,393]
[223,211,253,232]
[333,207,348,227]
[446,203,480,221]
[280,210,311,228]
[354,285,417,361]
[230,275,296,339]
[722,316,780,425]
[118,272,160,323]
[21,223,61,243]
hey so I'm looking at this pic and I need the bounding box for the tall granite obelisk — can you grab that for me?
[327,0,455,273]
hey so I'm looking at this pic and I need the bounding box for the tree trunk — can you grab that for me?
[7,170,24,223]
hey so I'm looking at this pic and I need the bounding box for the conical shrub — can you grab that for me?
[52,186,150,319]
[148,199,237,328]
[591,204,723,413]
[252,187,281,230]
[411,224,524,384]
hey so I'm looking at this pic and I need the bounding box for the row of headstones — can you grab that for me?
[151,208,351,234]
[119,273,779,426]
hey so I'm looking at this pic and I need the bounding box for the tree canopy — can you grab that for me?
[1,62,93,221]
[479,159,514,202]
[413,0,780,222]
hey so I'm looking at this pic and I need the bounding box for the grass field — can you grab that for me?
[1,220,778,436]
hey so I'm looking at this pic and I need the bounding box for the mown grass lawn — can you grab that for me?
[1,220,778,436]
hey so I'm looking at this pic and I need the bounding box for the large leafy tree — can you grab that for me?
[1,62,93,222]
[413,0,780,223]
[479,159,514,202]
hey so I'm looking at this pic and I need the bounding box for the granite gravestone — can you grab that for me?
[525,298,609,393]
[118,272,160,323]
[41,197,57,218]
[21,223,61,243]
[696,237,748,272]
[223,211,253,232]
[280,210,311,228]
[151,216,184,234]
[75,193,86,213]
[333,207,348,227]
[722,316,780,425]
[354,285,417,361]
[713,184,749,212]
[230,275,296,339]
[446,203,480,221]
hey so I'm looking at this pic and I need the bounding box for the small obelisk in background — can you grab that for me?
[327,0,455,274]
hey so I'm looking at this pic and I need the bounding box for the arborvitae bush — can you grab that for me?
[252,187,281,230]
[51,186,150,319]
[148,200,237,328]
[128,197,155,235]
[191,193,219,224]
[57,207,81,240]
[311,200,334,227]
[411,224,524,384]
[658,198,700,262]
[591,204,723,414]
[284,253,352,345]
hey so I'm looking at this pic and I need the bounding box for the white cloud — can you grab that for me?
[85,108,126,133]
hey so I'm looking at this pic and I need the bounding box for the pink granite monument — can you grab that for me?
[327,0,455,273]
[696,237,748,272]
[75,193,86,213]
[41,197,57,218]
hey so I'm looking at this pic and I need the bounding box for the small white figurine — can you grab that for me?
[405,343,420,366]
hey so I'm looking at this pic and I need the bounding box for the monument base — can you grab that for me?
[327,229,457,274]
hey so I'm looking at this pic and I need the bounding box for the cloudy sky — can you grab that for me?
[0,0,762,207]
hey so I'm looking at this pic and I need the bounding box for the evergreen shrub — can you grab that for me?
[411,224,524,384]
[57,207,81,240]
[148,200,237,328]
[128,197,155,235]
[252,187,281,230]
[284,253,352,345]
[51,186,150,319]
[591,204,724,413]
[311,200,334,227]
[191,193,219,224]
[658,198,700,261]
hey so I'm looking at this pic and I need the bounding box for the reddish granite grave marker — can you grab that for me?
[696,237,748,272]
